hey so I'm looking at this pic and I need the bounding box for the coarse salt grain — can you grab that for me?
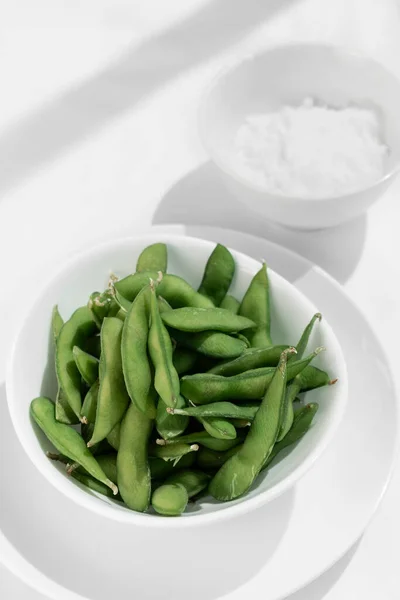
[234,98,389,198]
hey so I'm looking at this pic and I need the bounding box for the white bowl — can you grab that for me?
[6,234,347,527]
[199,43,400,230]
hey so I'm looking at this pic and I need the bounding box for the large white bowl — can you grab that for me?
[6,234,347,527]
[199,43,400,229]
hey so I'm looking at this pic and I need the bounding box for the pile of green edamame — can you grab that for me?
[31,242,337,516]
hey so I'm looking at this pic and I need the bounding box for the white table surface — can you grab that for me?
[1,1,400,598]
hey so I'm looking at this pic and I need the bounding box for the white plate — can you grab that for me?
[0,225,398,600]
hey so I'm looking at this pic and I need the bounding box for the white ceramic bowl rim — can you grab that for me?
[198,42,400,203]
[6,233,348,528]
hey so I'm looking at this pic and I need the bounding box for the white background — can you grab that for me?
[1,0,400,598]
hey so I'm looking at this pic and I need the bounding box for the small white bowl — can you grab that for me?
[6,234,347,526]
[199,43,400,229]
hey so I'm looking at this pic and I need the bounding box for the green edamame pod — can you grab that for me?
[180,348,319,404]
[114,273,214,309]
[198,417,237,440]
[71,471,117,498]
[209,348,295,501]
[55,387,79,425]
[168,401,259,421]
[263,402,319,470]
[159,430,245,452]
[161,307,255,334]
[106,422,121,451]
[81,380,99,424]
[152,483,188,516]
[165,469,210,498]
[150,442,200,466]
[172,347,198,375]
[148,281,180,408]
[198,244,235,306]
[279,338,323,441]
[239,263,272,348]
[52,307,80,425]
[51,305,64,341]
[156,394,189,440]
[219,294,240,314]
[121,284,156,419]
[149,452,196,480]
[208,345,289,376]
[170,329,248,359]
[56,306,97,420]
[136,243,168,273]
[298,366,337,391]
[117,402,152,512]
[88,318,130,447]
[292,313,322,361]
[31,397,118,495]
[96,453,118,482]
[197,445,242,471]
[72,346,99,386]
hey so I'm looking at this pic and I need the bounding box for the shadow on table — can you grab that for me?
[0,382,295,600]
[0,0,297,199]
[285,540,360,599]
[152,161,368,284]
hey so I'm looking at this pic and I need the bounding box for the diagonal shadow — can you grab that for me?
[0,0,296,198]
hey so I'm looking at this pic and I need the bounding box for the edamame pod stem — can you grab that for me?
[181,348,320,404]
[239,263,272,348]
[219,295,240,314]
[168,401,259,421]
[209,348,295,501]
[73,346,99,386]
[165,469,210,498]
[136,243,168,274]
[208,345,289,376]
[114,272,214,309]
[88,318,130,447]
[31,397,118,494]
[170,329,248,359]
[121,284,156,419]
[198,244,235,306]
[161,307,256,334]
[148,281,180,408]
[56,306,98,420]
[117,402,153,512]
[263,402,319,470]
